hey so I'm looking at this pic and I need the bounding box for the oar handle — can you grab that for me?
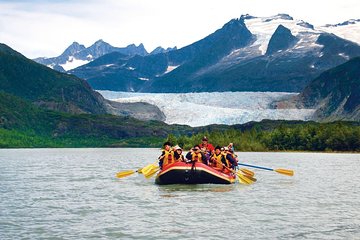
[237,163,273,171]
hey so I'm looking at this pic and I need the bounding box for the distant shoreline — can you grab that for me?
[1,147,359,154]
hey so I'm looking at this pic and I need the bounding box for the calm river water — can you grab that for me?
[0,148,359,239]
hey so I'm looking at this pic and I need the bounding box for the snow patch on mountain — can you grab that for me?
[98,91,315,127]
[47,64,55,69]
[338,53,350,60]
[60,56,90,71]
[215,15,325,69]
[319,21,360,45]
[244,15,322,55]
[164,65,179,74]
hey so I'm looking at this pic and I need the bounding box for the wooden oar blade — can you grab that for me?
[275,168,294,176]
[240,168,255,177]
[116,170,135,178]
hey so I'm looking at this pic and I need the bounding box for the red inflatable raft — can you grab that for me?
[155,161,236,185]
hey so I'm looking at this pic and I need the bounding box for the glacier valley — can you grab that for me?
[98,91,316,127]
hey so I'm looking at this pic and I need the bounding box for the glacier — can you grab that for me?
[98,91,315,127]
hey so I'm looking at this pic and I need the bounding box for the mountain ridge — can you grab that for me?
[0,43,107,114]
[34,40,150,71]
[297,57,360,121]
[68,14,360,93]
[0,43,165,121]
[272,57,360,121]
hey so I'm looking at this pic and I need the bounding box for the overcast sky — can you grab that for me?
[0,0,359,58]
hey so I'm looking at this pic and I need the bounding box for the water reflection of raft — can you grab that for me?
[155,162,236,185]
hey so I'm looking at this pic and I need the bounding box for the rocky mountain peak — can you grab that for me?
[89,39,112,49]
[265,14,294,22]
[61,41,86,56]
[324,19,360,27]
[137,43,147,52]
[150,46,177,55]
[240,14,256,21]
[266,24,298,55]
[225,18,246,26]
[296,20,314,30]
[92,39,109,47]
[218,17,252,38]
[123,43,148,56]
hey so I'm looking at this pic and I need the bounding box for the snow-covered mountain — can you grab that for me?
[319,19,360,45]
[240,14,317,55]
[34,40,149,71]
[71,14,360,93]
[98,90,315,127]
[144,14,360,93]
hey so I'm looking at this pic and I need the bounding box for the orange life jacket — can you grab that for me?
[191,152,203,163]
[210,153,223,169]
[163,150,175,165]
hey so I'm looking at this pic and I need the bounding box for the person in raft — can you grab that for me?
[199,136,215,164]
[173,145,185,162]
[199,136,215,153]
[221,147,238,173]
[209,146,237,173]
[185,145,207,164]
[227,143,239,163]
[227,142,235,153]
[209,146,225,171]
[158,141,174,169]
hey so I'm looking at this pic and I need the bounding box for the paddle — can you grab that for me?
[239,172,257,182]
[238,163,294,176]
[144,166,160,179]
[116,169,140,178]
[222,164,256,184]
[116,161,158,179]
[239,168,255,177]
[237,172,254,184]
[141,161,158,176]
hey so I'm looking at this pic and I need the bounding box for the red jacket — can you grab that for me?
[199,143,215,152]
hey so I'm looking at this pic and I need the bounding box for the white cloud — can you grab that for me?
[0,0,359,58]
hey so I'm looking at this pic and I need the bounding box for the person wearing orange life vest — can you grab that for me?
[209,146,225,171]
[185,145,207,164]
[158,141,174,169]
[221,146,238,173]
